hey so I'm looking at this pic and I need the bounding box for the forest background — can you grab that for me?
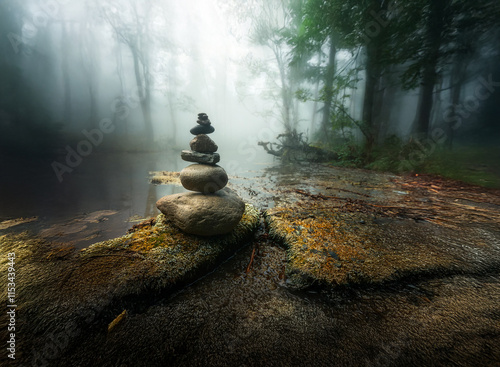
[1,0,499,187]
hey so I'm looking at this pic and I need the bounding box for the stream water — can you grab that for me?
[0,149,277,248]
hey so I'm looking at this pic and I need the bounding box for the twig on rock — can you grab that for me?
[246,246,257,273]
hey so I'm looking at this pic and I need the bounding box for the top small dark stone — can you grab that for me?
[198,113,209,120]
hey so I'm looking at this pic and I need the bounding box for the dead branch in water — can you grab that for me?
[258,141,282,157]
[258,130,337,162]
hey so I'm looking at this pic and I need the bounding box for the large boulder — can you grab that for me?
[180,164,228,193]
[156,188,245,236]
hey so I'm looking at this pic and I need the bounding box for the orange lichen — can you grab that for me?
[75,204,261,295]
[266,195,497,288]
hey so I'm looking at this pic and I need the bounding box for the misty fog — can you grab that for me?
[1,0,499,224]
[2,1,500,366]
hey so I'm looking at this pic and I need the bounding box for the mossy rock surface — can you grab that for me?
[81,203,259,295]
[266,202,500,289]
[0,204,259,365]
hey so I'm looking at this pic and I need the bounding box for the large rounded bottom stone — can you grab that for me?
[180,164,228,193]
[156,188,245,236]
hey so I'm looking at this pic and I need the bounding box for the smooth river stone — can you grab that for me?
[156,187,245,236]
[190,124,215,135]
[180,164,228,193]
[189,134,218,153]
[181,150,220,165]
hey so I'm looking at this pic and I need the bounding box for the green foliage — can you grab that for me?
[418,147,500,189]
[255,0,500,190]
[393,0,500,90]
[333,140,363,168]
[331,136,500,189]
[365,135,408,172]
[294,88,313,102]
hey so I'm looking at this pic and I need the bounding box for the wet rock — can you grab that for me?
[197,120,211,126]
[0,216,38,230]
[181,150,220,165]
[198,112,209,120]
[156,188,245,236]
[179,164,228,193]
[190,134,218,153]
[158,112,245,235]
[197,113,211,126]
[266,200,500,290]
[190,124,215,135]
[0,204,260,365]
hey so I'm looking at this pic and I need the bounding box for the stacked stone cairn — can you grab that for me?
[156,113,245,236]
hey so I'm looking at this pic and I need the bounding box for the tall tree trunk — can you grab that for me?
[414,0,447,136]
[61,22,72,125]
[80,23,99,128]
[446,57,468,149]
[166,57,178,145]
[375,73,396,143]
[362,0,390,157]
[362,41,379,154]
[271,43,293,133]
[113,42,129,140]
[131,48,154,144]
[414,73,436,136]
[320,32,337,141]
[276,50,292,133]
[310,50,322,138]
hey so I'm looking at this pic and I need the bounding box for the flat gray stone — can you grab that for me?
[156,188,246,236]
[180,164,228,193]
[181,150,220,165]
[190,124,215,135]
[190,134,218,153]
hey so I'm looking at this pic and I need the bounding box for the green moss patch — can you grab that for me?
[266,200,500,289]
[0,204,259,365]
[78,204,260,295]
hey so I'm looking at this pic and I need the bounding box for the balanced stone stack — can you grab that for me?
[156,113,245,236]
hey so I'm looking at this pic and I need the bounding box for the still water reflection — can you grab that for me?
[0,149,275,248]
